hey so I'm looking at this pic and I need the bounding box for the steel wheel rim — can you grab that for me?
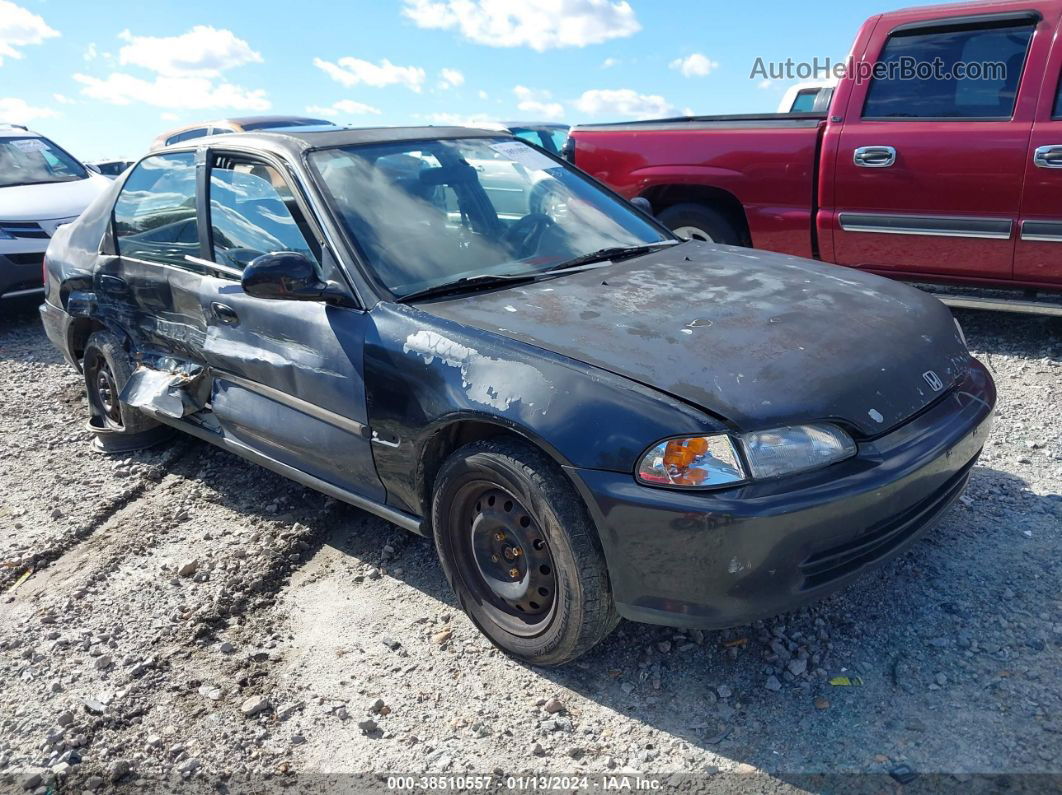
[91,358,122,427]
[672,225,714,242]
[452,482,558,637]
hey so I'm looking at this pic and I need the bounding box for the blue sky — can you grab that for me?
[1,0,929,160]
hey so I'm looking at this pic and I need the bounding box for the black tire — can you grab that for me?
[657,202,742,245]
[431,438,619,666]
[83,330,165,442]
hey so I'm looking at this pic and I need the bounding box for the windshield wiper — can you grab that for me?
[543,241,681,272]
[397,272,538,303]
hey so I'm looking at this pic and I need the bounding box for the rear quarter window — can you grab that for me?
[113,152,199,267]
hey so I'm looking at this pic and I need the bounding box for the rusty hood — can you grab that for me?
[416,242,972,437]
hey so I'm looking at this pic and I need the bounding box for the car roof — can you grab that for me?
[0,124,38,138]
[160,125,513,157]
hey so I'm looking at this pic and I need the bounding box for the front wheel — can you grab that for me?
[432,439,618,665]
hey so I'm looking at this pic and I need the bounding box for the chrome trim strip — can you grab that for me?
[212,369,369,438]
[1020,221,1062,243]
[184,255,244,278]
[933,294,1062,317]
[2,286,45,299]
[839,213,1012,240]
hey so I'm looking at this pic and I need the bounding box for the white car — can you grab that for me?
[1,125,111,300]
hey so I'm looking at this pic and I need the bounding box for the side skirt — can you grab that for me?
[146,409,427,536]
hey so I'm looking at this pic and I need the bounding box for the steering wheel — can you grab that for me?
[505,213,555,259]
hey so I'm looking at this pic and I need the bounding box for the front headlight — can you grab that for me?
[636,424,856,488]
[739,424,856,480]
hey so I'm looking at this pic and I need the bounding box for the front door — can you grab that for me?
[194,150,384,501]
[827,10,1042,280]
[1016,48,1062,285]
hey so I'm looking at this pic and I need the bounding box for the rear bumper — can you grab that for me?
[39,299,80,369]
[567,361,996,629]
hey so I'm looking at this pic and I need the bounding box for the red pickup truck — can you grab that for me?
[568,0,1062,315]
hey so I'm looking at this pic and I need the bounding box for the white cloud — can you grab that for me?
[116,25,261,77]
[0,1,59,65]
[0,96,58,123]
[438,67,464,89]
[758,79,775,90]
[160,112,178,121]
[513,85,563,120]
[83,42,97,61]
[306,99,382,117]
[401,0,640,51]
[601,57,619,69]
[572,88,672,119]
[477,89,489,100]
[52,92,75,104]
[74,73,269,111]
[314,56,425,92]
[669,53,718,78]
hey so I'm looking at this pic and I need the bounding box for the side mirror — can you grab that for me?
[242,252,329,301]
[630,196,653,216]
[85,163,102,175]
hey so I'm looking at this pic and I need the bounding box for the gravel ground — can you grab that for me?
[0,297,1059,793]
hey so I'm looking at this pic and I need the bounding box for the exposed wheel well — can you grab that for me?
[418,420,564,526]
[640,184,751,246]
[69,317,108,368]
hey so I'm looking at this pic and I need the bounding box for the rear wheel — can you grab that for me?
[658,202,742,245]
[432,439,619,665]
[83,331,172,452]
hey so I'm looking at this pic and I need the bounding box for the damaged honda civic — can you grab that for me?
[40,127,995,665]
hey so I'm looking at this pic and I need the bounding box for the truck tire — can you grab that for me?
[658,203,742,245]
[432,438,619,666]
[83,331,172,452]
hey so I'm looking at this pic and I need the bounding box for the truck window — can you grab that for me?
[863,19,1035,119]
[791,89,819,113]
[1055,72,1062,118]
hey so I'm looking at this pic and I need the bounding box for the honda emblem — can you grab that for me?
[922,370,943,391]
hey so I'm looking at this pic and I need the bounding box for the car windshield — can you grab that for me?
[0,136,88,188]
[309,137,670,298]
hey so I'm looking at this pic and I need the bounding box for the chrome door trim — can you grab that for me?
[853,146,897,168]
[838,213,1012,240]
[1032,145,1062,169]
[211,369,369,439]
[1020,220,1062,242]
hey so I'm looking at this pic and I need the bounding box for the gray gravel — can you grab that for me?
[0,297,1059,791]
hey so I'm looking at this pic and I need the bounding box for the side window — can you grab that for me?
[208,157,320,270]
[791,89,820,113]
[1054,72,1062,118]
[113,152,199,266]
[863,20,1035,119]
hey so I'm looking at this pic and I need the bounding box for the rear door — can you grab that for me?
[828,9,1043,279]
[1015,20,1062,285]
[194,148,384,501]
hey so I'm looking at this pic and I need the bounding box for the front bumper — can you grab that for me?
[0,246,46,298]
[568,361,996,629]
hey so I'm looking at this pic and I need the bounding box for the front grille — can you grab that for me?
[0,221,49,239]
[4,252,44,266]
[798,457,977,590]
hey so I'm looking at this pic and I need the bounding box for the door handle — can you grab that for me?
[210,302,239,326]
[98,275,129,295]
[1033,145,1062,169]
[853,145,897,168]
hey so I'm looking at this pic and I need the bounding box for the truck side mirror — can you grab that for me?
[630,197,653,216]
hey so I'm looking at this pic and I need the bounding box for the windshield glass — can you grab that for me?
[309,137,669,298]
[0,136,88,188]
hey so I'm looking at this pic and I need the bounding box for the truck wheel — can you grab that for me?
[83,331,172,452]
[432,438,619,666]
[658,203,742,245]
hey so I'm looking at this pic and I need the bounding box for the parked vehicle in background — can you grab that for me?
[88,158,134,179]
[483,122,570,154]
[568,0,1062,315]
[41,126,993,664]
[0,124,110,300]
[777,79,836,113]
[149,115,335,150]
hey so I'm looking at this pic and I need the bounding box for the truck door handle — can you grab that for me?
[210,302,239,326]
[853,146,897,168]
[99,275,129,295]
[1033,145,1062,168]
